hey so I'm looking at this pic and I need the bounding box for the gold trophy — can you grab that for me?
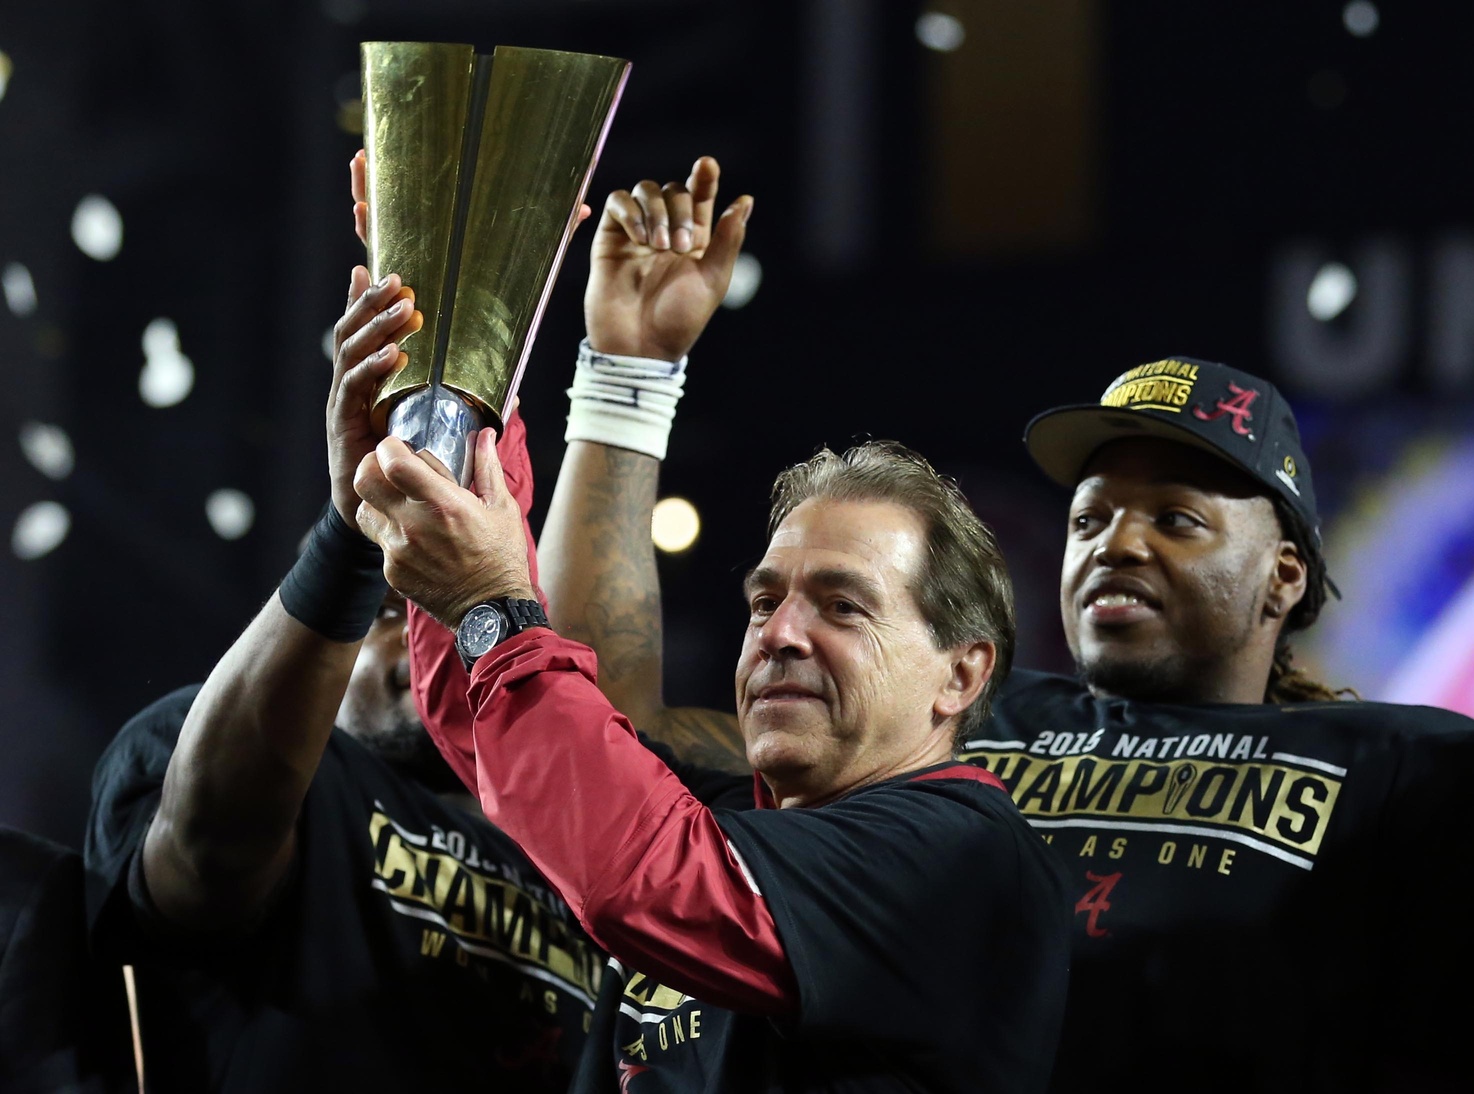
[360,41,630,483]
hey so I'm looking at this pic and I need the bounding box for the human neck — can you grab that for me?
[1085,652,1274,706]
[763,733,955,809]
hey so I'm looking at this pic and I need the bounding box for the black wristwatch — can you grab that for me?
[454,597,550,671]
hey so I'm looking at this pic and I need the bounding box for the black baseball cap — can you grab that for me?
[1023,356,1322,543]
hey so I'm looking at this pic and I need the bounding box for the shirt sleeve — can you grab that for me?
[434,628,797,1015]
[407,408,549,796]
[83,685,292,963]
[82,685,200,952]
[0,831,134,1092]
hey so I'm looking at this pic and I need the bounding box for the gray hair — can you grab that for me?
[769,441,1015,740]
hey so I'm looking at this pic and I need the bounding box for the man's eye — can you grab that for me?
[831,600,858,615]
[1158,510,1200,529]
[750,596,777,615]
[1071,512,1102,533]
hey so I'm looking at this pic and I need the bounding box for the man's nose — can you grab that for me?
[758,596,814,659]
[1094,512,1152,567]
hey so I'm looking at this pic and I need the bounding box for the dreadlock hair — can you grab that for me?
[1265,497,1358,703]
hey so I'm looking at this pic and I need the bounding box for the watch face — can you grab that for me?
[459,602,508,659]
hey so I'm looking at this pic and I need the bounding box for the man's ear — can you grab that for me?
[936,640,996,722]
[1264,541,1309,622]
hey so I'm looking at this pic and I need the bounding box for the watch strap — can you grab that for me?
[456,597,549,672]
[499,597,549,633]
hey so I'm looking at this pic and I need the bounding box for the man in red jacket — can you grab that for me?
[351,179,1071,1091]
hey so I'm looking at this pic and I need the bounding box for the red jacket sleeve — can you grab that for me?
[424,625,797,1016]
[407,408,549,796]
[407,410,796,1014]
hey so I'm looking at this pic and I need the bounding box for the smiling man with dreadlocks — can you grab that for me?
[970,356,1474,1093]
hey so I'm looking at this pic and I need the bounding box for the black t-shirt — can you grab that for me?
[0,826,135,1093]
[84,685,603,1093]
[573,764,1071,1094]
[968,669,1474,1094]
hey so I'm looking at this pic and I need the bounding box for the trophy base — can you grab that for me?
[386,385,487,488]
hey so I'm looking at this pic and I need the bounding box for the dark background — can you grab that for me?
[3,0,1472,846]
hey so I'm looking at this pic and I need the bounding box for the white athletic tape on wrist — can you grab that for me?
[564,338,688,461]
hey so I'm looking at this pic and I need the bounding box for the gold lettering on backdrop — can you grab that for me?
[369,810,602,999]
[959,750,1343,861]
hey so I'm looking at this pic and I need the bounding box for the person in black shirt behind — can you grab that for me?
[0,825,134,1093]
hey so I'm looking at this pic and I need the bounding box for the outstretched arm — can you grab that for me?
[540,158,750,771]
[143,267,420,929]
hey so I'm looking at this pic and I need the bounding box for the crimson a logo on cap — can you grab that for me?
[1192,382,1259,441]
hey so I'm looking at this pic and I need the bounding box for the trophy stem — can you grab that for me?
[386,385,486,488]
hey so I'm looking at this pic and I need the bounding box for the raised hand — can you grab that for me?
[327,268,422,525]
[351,149,368,245]
[586,156,753,361]
[355,430,534,627]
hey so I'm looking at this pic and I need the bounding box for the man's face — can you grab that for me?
[1061,437,1294,702]
[735,498,961,798]
[337,591,458,790]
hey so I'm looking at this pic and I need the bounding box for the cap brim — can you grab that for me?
[1023,405,1252,488]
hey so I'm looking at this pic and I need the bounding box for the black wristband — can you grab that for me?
[278,503,389,642]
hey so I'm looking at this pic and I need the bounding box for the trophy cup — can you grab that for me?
[360,42,630,484]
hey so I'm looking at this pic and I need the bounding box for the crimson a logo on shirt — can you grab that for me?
[618,1060,650,1091]
[1075,871,1122,939]
[1192,382,1259,439]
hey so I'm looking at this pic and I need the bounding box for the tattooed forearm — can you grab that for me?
[566,598,662,684]
[646,706,747,774]
[542,443,746,771]
[541,442,666,730]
